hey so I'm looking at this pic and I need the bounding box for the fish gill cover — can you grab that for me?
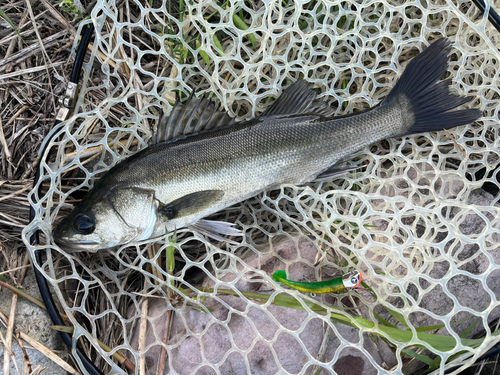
[23,0,500,374]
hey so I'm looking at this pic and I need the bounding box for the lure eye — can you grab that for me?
[342,269,362,288]
[74,214,95,234]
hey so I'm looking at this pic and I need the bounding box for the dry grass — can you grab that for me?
[0,1,215,371]
[0,0,80,262]
[1,0,190,370]
[0,0,94,371]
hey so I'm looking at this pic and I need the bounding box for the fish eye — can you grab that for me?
[74,214,95,234]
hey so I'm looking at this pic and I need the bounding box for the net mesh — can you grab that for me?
[22,0,500,373]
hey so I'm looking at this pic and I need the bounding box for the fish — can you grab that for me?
[53,38,481,251]
[273,269,362,294]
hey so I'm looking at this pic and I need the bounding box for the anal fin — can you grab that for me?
[315,164,360,181]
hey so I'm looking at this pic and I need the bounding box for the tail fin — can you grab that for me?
[382,38,481,134]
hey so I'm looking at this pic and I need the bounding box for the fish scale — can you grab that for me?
[53,38,481,251]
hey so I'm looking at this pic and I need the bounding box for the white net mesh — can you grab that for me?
[22,0,500,373]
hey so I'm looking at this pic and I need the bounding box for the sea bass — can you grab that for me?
[54,38,481,251]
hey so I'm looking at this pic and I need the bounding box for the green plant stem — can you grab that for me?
[0,279,70,321]
[205,0,231,21]
[0,279,46,311]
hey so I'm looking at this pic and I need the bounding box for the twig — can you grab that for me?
[17,252,31,285]
[0,264,30,276]
[139,299,149,375]
[0,279,71,321]
[156,309,172,375]
[2,8,29,60]
[87,42,117,68]
[54,36,75,55]
[38,0,77,35]
[0,117,11,161]
[30,365,46,375]
[19,331,82,374]
[5,105,31,130]
[23,0,54,69]
[0,330,14,356]
[0,62,65,80]
[0,5,58,47]
[0,28,34,47]
[0,185,30,203]
[3,294,18,375]
[147,245,163,283]
[0,30,68,72]
[16,331,33,374]
[51,326,137,372]
[443,128,469,161]
[311,321,331,375]
[0,329,21,374]
[0,218,26,228]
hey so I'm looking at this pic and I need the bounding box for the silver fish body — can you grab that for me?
[54,39,481,251]
[107,106,406,225]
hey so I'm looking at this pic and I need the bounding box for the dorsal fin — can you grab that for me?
[260,80,333,118]
[151,92,236,144]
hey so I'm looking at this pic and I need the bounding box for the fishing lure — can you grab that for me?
[272,268,362,294]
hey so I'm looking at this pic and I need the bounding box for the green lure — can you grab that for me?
[272,269,362,294]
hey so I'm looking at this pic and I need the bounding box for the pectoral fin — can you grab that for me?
[190,219,242,244]
[159,190,225,219]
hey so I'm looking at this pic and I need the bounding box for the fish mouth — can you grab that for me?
[53,236,101,252]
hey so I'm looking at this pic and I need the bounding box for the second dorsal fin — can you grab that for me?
[260,80,333,118]
[151,92,236,145]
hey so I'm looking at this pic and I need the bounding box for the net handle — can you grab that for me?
[28,23,105,375]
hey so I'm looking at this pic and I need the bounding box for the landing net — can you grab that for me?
[23,0,500,373]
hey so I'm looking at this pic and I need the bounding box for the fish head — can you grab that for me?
[342,269,362,289]
[54,187,158,251]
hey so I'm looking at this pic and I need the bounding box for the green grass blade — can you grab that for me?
[402,349,440,368]
[213,34,224,56]
[459,317,481,339]
[352,316,483,351]
[196,40,211,65]
[415,324,445,332]
[0,8,22,40]
[201,287,485,352]
[207,288,356,326]
[384,306,409,328]
[232,13,257,47]
[373,311,398,328]
[166,231,177,273]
